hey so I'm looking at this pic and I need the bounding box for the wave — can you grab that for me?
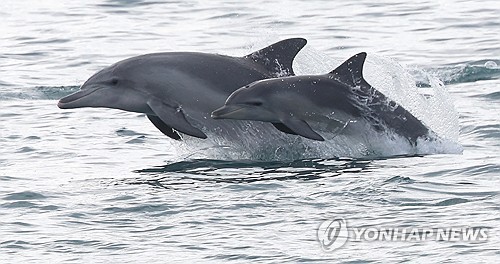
[413,59,500,86]
[0,85,78,101]
[130,156,383,185]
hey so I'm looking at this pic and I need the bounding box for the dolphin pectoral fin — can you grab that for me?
[147,115,182,140]
[280,118,325,141]
[244,38,307,77]
[147,99,207,139]
[272,122,299,136]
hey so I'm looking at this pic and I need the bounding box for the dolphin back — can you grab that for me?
[328,52,429,142]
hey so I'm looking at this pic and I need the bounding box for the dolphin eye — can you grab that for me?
[110,78,119,85]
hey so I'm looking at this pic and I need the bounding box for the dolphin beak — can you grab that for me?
[57,86,103,109]
[211,105,246,119]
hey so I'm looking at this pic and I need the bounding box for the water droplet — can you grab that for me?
[484,61,497,69]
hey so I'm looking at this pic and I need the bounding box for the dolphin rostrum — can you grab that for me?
[212,52,429,143]
[58,38,307,140]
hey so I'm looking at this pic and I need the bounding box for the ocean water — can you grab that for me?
[1,0,499,263]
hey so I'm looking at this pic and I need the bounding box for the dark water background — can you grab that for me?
[1,0,499,263]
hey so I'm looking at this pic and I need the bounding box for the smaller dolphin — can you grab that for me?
[212,52,429,143]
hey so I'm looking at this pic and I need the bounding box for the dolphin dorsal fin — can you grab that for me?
[244,38,307,77]
[328,52,368,86]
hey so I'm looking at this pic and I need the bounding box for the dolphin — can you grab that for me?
[58,38,307,140]
[212,52,429,143]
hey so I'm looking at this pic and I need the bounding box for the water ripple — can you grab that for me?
[3,191,47,201]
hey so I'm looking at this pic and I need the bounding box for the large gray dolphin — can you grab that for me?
[58,38,307,140]
[212,52,429,143]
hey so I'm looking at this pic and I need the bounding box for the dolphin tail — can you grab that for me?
[244,38,307,77]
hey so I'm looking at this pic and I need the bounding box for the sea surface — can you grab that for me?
[1,0,499,263]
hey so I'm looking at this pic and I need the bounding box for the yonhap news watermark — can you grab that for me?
[317,217,489,252]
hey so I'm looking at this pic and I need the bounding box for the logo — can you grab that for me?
[316,217,490,252]
[316,217,348,251]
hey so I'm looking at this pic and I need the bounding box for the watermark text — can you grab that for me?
[317,217,489,252]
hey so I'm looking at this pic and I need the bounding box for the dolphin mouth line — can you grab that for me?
[57,86,104,109]
[211,105,246,119]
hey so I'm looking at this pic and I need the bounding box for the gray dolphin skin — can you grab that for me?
[58,38,307,140]
[212,52,429,143]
